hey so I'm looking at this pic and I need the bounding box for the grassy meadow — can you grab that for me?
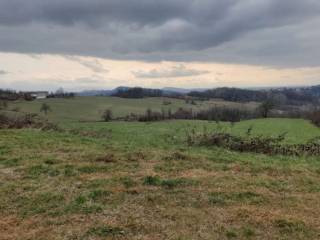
[1,97,320,239]
[9,96,258,122]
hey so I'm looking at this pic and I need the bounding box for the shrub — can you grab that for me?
[309,110,320,127]
[0,100,8,110]
[40,103,51,115]
[162,100,172,105]
[102,109,113,122]
[173,108,194,119]
[188,128,320,156]
[0,112,59,130]
[138,109,163,122]
[136,106,256,122]
[196,107,255,122]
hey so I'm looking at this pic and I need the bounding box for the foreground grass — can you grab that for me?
[1,119,320,239]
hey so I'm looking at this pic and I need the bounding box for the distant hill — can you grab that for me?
[78,86,207,97]
[76,85,320,105]
[77,90,113,96]
[77,86,130,97]
[189,86,320,105]
[162,87,208,95]
[188,87,267,102]
[303,85,320,97]
[112,87,162,98]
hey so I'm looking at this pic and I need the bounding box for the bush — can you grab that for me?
[309,110,320,127]
[0,89,33,101]
[0,100,8,110]
[40,103,51,115]
[138,108,163,122]
[162,100,172,105]
[173,108,194,119]
[188,128,320,156]
[102,109,113,122]
[0,112,59,130]
[196,107,255,122]
[125,106,257,122]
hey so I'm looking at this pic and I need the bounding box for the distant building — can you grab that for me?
[26,91,49,99]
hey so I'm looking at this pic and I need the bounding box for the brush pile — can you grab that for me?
[187,129,320,156]
[0,112,58,130]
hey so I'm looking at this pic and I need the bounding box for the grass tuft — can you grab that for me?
[209,191,265,206]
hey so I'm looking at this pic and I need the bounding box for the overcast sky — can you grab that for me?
[0,0,319,91]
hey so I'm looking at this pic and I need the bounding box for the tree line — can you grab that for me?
[102,105,269,123]
[0,90,34,101]
[100,101,320,127]
[112,87,162,98]
[109,86,320,106]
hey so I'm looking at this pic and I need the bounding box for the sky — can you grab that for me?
[0,0,319,91]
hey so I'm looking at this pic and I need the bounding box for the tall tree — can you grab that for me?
[259,99,275,118]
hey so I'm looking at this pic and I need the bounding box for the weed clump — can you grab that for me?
[209,191,265,206]
[143,176,195,189]
[26,164,60,178]
[65,194,103,214]
[86,225,125,237]
[19,192,65,216]
[88,189,111,201]
[143,176,162,186]
[120,176,136,188]
[226,229,237,239]
[273,219,315,237]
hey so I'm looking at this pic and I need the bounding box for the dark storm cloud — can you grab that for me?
[0,0,319,67]
[0,70,8,75]
[132,65,210,78]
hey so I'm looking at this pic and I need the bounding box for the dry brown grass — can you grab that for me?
[1,127,320,240]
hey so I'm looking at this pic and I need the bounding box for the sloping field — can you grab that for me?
[1,118,320,239]
[9,96,258,122]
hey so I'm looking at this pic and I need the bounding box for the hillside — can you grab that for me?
[1,117,320,239]
[9,96,258,123]
[75,85,320,105]
[1,97,320,239]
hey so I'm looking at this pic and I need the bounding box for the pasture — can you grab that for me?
[1,97,320,239]
[9,96,258,122]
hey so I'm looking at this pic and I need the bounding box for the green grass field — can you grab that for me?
[9,96,258,122]
[1,97,320,239]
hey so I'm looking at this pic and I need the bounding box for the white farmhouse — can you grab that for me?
[28,91,49,99]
